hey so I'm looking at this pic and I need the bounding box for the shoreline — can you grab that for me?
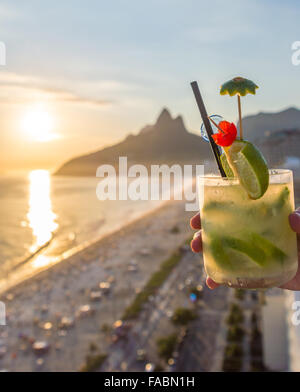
[0,198,195,371]
[0,199,171,296]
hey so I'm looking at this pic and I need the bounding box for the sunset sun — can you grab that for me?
[21,106,58,142]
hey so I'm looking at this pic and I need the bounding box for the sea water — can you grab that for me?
[0,171,168,291]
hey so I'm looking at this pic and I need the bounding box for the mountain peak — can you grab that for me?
[156,108,172,125]
[138,108,186,136]
[54,106,300,176]
[281,107,299,114]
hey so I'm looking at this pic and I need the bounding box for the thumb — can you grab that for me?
[289,209,300,233]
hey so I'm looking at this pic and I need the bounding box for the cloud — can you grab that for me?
[0,72,114,107]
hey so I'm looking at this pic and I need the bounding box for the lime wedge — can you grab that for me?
[220,153,234,178]
[209,231,286,270]
[225,140,269,199]
[274,186,290,210]
[209,234,265,269]
[249,232,287,264]
[210,237,234,269]
[222,236,266,266]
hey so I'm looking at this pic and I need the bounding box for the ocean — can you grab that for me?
[0,171,169,292]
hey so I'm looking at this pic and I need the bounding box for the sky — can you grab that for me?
[0,0,299,172]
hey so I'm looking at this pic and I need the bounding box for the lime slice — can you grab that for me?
[209,234,265,269]
[249,232,287,264]
[274,186,290,210]
[210,237,234,269]
[225,140,269,199]
[209,231,286,270]
[222,236,266,266]
[220,153,234,178]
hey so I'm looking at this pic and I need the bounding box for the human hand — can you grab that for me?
[190,209,300,291]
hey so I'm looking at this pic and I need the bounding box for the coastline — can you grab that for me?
[0,199,170,296]
[0,198,197,371]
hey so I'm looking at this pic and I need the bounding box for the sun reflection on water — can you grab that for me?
[27,170,58,254]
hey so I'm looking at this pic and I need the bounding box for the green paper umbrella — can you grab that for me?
[220,77,258,139]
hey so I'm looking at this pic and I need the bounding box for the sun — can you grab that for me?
[21,106,58,142]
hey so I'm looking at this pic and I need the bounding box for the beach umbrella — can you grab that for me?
[220,77,258,140]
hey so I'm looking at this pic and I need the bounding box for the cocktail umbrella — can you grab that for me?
[220,77,258,140]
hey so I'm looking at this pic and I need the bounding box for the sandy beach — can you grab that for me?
[0,199,207,371]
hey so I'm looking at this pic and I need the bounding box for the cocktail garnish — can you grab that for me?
[225,140,269,199]
[220,77,258,97]
[220,77,258,140]
[211,121,237,147]
[220,153,234,178]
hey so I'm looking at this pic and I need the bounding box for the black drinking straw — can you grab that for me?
[190,81,226,177]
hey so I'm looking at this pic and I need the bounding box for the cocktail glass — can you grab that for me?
[198,169,298,289]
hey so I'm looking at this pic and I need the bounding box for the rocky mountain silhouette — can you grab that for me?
[55,107,300,176]
[55,108,211,176]
[240,107,300,166]
[241,107,300,142]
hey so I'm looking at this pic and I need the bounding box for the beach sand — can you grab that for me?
[0,199,201,371]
